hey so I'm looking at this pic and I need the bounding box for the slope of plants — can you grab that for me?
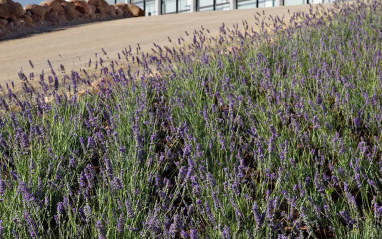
[0,0,381,238]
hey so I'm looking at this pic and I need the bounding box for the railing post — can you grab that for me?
[230,0,237,10]
[274,0,284,6]
[190,0,197,12]
[156,0,162,15]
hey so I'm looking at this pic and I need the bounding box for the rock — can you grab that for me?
[61,1,75,12]
[98,1,109,15]
[11,18,19,26]
[115,8,123,17]
[0,0,10,19]
[88,0,109,16]
[115,3,128,11]
[70,0,89,14]
[95,6,106,15]
[9,1,24,18]
[0,17,7,26]
[58,12,67,22]
[25,4,46,18]
[61,1,81,21]
[41,5,52,14]
[40,0,64,14]
[44,11,60,23]
[108,5,116,16]
[87,0,102,7]
[22,15,33,24]
[66,10,80,21]
[128,4,144,17]
[6,20,14,29]
[115,3,132,17]
[88,4,96,16]
[0,25,8,36]
[100,1,109,11]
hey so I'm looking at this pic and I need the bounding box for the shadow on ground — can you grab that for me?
[0,16,133,42]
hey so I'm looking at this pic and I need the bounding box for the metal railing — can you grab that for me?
[131,0,347,16]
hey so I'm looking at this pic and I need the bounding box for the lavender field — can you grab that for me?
[0,0,381,238]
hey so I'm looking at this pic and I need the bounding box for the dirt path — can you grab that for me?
[0,3,334,89]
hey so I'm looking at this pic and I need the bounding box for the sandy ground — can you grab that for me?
[0,3,334,89]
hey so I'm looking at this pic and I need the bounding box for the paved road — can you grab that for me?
[0,3,333,88]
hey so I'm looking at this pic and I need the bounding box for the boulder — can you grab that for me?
[0,17,7,26]
[42,5,52,14]
[88,4,96,17]
[115,3,128,11]
[87,0,102,7]
[44,11,60,23]
[22,15,33,24]
[95,6,106,15]
[100,1,109,11]
[127,4,144,17]
[61,1,81,20]
[115,3,131,17]
[8,1,24,18]
[0,0,9,18]
[88,0,108,16]
[6,20,14,30]
[61,1,75,12]
[25,4,46,17]
[58,12,67,22]
[66,10,80,21]
[115,7,123,17]
[39,0,64,14]
[11,18,19,27]
[0,6,9,19]
[70,0,89,14]
[108,5,116,16]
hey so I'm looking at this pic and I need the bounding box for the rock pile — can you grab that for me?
[0,0,144,37]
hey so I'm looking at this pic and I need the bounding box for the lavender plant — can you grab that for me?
[0,0,381,238]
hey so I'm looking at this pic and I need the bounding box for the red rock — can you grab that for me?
[22,15,33,24]
[40,0,64,14]
[115,3,128,11]
[108,5,116,16]
[9,1,24,18]
[70,0,89,14]
[25,4,45,17]
[58,12,67,22]
[66,10,80,21]
[128,4,144,17]
[61,1,81,20]
[61,1,75,11]
[87,0,102,7]
[0,0,10,19]
[88,4,96,17]
[88,0,109,16]
[115,8,123,17]
[44,11,60,23]
[6,20,14,29]
[11,18,19,26]
[0,17,7,25]
[115,3,131,17]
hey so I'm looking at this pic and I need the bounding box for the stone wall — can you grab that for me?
[0,0,145,37]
